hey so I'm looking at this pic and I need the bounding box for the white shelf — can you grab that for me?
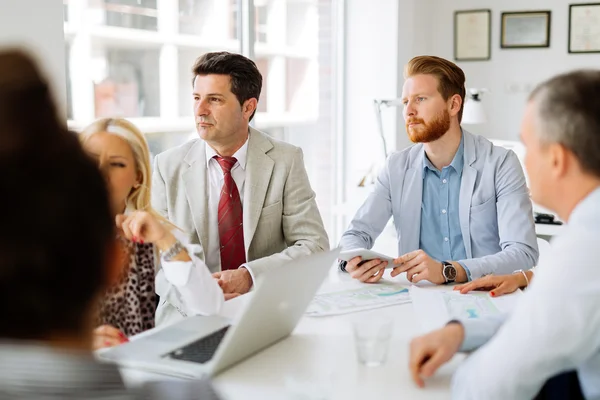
[68,117,193,134]
[254,42,316,59]
[67,112,318,134]
[172,34,239,52]
[89,25,163,48]
[65,22,315,59]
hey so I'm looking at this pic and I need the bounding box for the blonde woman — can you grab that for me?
[80,118,223,349]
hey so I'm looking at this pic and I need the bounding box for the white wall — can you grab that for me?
[344,0,399,193]
[0,0,66,116]
[332,0,433,240]
[428,0,600,140]
[344,0,434,196]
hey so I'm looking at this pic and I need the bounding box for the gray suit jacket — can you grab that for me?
[152,128,329,323]
[339,130,538,278]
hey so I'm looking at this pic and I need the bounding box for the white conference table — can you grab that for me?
[121,269,465,400]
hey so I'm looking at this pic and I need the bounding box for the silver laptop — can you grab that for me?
[98,248,340,378]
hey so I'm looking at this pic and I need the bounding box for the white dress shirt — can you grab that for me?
[452,187,600,399]
[157,229,224,316]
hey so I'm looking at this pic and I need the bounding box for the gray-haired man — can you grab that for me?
[409,69,600,399]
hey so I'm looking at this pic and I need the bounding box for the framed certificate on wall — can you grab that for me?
[454,9,492,61]
[501,11,551,48]
[569,3,600,53]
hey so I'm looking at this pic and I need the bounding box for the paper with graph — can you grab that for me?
[442,291,500,319]
[410,286,521,333]
[306,282,411,317]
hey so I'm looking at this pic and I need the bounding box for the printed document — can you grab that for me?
[306,282,411,317]
[410,286,521,333]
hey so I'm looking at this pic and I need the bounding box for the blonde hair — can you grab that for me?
[404,56,466,122]
[79,118,171,226]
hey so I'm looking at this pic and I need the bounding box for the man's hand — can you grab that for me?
[391,250,467,284]
[391,250,445,284]
[409,323,465,388]
[344,256,388,283]
[223,293,241,301]
[454,273,525,296]
[213,268,253,295]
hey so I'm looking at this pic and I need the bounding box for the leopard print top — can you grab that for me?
[96,238,157,337]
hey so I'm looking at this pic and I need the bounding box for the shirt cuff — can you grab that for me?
[161,260,193,287]
[240,263,256,288]
[457,261,472,282]
[453,317,503,352]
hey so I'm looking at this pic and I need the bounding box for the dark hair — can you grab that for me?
[529,69,600,178]
[0,50,114,339]
[404,56,466,123]
[191,51,262,121]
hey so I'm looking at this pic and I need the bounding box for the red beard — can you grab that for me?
[406,109,450,143]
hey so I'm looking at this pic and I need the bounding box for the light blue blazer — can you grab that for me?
[339,130,538,278]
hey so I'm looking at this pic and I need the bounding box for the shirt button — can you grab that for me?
[441,209,447,214]
[444,237,449,242]
[442,179,447,184]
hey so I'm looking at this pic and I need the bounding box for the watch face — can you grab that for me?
[444,263,457,280]
[447,267,457,280]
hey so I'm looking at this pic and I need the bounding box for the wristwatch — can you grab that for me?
[442,261,457,283]
[161,240,185,261]
[338,260,348,272]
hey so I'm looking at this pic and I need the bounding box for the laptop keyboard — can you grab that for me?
[165,326,230,364]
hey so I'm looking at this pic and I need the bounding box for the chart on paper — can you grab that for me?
[306,282,411,317]
[442,292,499,319]
[410,286,516,333]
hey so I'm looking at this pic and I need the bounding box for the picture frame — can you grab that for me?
[454,9,491,61]
[569,3,600,53]
[501,11,551,49]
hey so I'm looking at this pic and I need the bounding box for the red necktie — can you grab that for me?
[215,156,246,270]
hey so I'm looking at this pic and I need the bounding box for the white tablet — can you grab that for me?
[339,248,397,268]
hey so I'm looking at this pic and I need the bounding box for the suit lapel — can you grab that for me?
[399,149,424,254]
[182,141,210,252]
[243,129,274,253]
[459,131,477,258]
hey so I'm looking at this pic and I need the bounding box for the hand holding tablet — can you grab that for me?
[339,248,399,269]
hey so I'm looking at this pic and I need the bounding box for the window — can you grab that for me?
[65,0,338,235]
[93,48,161,118]
[89,0,158,31]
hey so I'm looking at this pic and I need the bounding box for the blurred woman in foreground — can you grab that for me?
[0,49,220,399]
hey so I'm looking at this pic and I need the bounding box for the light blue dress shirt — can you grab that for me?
[419,134,471,279]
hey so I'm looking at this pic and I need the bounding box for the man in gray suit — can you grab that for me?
[340,56,538,285]
[152,52,329,323]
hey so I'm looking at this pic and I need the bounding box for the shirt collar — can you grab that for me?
[422,132,465,174]
[567,187,600,227]
[205,132,250,170]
